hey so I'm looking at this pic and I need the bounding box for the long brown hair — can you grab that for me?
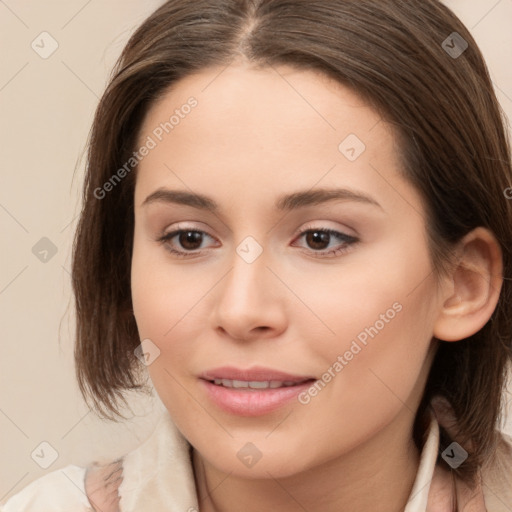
[72,0,512,485]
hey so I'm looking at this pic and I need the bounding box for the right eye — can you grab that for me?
[157,227,219,258]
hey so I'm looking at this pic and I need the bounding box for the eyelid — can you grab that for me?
[157,222,219,245]
[160,222,215,237]
[292,222,358,240]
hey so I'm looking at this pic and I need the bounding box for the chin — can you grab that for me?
[195,437,320,480]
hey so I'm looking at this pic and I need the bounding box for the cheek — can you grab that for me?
[283,230,435,354]
[291,236,437,412]
[288,290,436,471]
[304,275,436,432]
[130,232,205,340]
[131,254,209,424]
[130,241,224,395]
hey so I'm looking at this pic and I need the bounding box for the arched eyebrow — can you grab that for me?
[142,187,384,212]
[275,188,384,211]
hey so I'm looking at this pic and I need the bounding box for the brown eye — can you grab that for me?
[292,227,359,258]
[305,230,331,250]
[178,231,204,250]
[157,228,216,257]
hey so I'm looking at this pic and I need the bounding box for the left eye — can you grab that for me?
[292,228,358,256]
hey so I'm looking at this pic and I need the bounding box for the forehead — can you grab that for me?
[133,63,417,216]
[138,62,385,143]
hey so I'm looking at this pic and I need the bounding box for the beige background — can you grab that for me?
[1,0,511,502]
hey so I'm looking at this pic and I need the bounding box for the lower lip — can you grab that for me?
[200,379,316,416]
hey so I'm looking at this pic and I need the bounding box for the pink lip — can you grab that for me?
[200,365,315,382]
[199,366,317,416]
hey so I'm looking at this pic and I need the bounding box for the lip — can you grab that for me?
[199,366,317,416]
[200,366,315,383]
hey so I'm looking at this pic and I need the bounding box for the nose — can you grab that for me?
[210,247,288,342]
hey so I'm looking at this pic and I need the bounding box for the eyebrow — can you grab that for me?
[142,187,384,212]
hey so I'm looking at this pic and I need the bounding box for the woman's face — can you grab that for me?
[131,62,443,478]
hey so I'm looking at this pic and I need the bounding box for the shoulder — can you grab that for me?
[1,412,196,512]
[0,465,92,512]
[84,459,123,512]
[0,460,124,512]
[481,430,512,511]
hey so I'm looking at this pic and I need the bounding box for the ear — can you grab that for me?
[433,227,503,342]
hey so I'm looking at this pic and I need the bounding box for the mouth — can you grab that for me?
[200,365,316,384]
[205,378,314,389]
[199,366,317,416]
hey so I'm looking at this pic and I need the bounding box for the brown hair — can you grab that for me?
[72,0,512,485]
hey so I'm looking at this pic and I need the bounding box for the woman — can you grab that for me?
[2,0,512,510]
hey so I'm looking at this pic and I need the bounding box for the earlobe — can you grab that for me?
[433,227,503,342]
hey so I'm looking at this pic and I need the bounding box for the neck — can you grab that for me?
[192,407,423,512]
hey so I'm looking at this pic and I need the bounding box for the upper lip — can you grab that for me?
[200,366,316,383]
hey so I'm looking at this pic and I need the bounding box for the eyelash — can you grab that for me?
[156,224,359,259]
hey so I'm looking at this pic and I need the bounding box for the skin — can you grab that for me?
[130,60,503,512]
